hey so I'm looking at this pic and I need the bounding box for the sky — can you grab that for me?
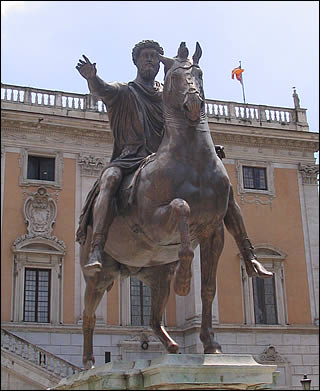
[1,1,319,161]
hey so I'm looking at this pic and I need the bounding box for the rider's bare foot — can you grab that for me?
[245,258,273,278]
[84,246,103,277]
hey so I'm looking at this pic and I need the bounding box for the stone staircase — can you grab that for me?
[1,328,82,389]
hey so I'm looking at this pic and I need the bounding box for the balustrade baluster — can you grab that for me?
[53,357,58,375]
[55,93,62,107]
[8,335,13,352]
[24,88,31,104]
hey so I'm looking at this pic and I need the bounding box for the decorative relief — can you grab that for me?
[13,186,66,253]
[24,187,56,236]
[298,163,319,185]
[78,154,106,177]
[240,194,273,209]
[257,345,286,363]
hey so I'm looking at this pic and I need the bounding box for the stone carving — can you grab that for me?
[240,194,273,208]
[24,187,57,236]
[258,345,286,363]
[78,154,105,176]
[13,186,66,253]
[299,163,319,185]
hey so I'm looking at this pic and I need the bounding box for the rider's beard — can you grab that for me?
[139,64,159,82]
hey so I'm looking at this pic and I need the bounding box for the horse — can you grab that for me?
[80,41,231,369]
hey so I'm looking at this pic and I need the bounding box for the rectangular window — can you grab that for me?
[27,156,55,181]
[252,276,278,324]
[23,268,51,323]
[243,166,267,190]
[105,352,111,363]
[130,277,151,326]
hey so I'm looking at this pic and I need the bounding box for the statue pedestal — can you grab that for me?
[51,354,278,390]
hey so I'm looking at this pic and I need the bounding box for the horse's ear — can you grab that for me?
[192,42,202,65]
[177,42,189,60]
[159,54,175,74]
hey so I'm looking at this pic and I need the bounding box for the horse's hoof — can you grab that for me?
[174,279,191,296]
[246,259,273,279]
[167,342,179,354]
[204,345,222,354]
[83,359,95,370]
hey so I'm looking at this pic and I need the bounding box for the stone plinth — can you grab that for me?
[50,354,278,390]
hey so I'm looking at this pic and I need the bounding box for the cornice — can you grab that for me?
[2,109,318,154]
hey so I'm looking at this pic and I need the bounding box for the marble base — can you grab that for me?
[51,354,278,390]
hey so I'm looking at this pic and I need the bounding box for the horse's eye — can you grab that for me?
[198,71,203,80]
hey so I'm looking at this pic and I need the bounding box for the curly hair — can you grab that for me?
[132,40,164,65]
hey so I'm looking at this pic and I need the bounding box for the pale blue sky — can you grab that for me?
[1,1,319,155]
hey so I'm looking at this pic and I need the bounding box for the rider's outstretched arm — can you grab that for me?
[76,55,118,101]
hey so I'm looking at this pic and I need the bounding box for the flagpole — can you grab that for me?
[239,60,246,104]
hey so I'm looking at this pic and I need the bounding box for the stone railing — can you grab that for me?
[1,83,308,130]
[206,99,293,123]
[1,328,82,378]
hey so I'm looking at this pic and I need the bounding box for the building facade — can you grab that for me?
[1,83,319,390]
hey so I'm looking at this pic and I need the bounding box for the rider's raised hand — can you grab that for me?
[76,55,97,80]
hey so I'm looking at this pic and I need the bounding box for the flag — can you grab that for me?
[232,66,244,83]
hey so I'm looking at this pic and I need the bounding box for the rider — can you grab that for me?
[75,40,272,279]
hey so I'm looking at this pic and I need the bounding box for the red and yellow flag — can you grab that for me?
[232,66,244,83]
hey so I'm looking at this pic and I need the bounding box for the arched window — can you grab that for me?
[240,245,288,325]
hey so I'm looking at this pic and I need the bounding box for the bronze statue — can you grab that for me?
[76,41,272,369]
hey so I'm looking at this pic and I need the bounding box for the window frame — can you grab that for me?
[252,274,278,325]
[243,166,268,191]
[240,246,288,326]
[12,238,65,325]
[23,267,51,323]
[27,155,56,182]
[236,160,275,197]
[130,277,151,327]
[19,148,63,189]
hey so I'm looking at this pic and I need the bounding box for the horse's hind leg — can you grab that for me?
[199,223,224,354]
[82,282,105,369]
[80,226,120,368]
[139,263,179,353]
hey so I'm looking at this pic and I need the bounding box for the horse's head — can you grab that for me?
[160,42,204,124]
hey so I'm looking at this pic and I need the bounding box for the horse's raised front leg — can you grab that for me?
[139,263,179,354]
[199,223,224,354]
[156,198,194,296]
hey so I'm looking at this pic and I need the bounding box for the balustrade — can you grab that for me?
[1,83,306,129]
[1,328,81,377]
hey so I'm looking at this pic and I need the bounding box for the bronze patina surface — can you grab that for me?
[76,41,272,369]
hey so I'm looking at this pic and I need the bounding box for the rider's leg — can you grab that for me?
[85,166,123,274]
[224,185,273,278]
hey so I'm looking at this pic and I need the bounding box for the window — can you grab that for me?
[236,160,275,198]
[27,156,55,181]
[241,246,287,326]
[130,277,151,326]
[23,268,51,323]
[252,276,278,324]
[19,148,63,188]
[243,166,267,190]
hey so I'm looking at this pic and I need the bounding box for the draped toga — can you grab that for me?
[76,80,164,244]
